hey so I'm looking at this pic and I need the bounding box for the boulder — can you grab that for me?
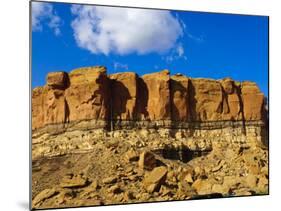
[233,188,253,196]
[33,188,59,207]
[60,174,89,188]
[183,173,194,184]
[124,149,139,162]
[138,151,157,171]
[257,175,268,193]
[211,184,230,195]
[102,176,117,184]
[107,184,122,194]
[47,72,68,89]
[143,166,168,193]
[243,174,258,189]
[191,179,213,195]
[222,175,241,188]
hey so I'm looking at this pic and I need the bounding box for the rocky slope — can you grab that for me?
[31,66,268,209]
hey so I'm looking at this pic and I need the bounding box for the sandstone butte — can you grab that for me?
[32,66,267,131]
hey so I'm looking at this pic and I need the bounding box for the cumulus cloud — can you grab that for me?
[71,5,183,55]
[32,2,61,36]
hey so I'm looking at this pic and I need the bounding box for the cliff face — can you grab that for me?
[32,66,266,131]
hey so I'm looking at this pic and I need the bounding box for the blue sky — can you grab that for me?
[31,1,268,96]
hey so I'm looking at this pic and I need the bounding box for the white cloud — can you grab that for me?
[71,5,183,55]
[176,44,185,57]
[186,31,205,43]
[113,62,128,70]
[32,2,61,36]
[164,43,187,63]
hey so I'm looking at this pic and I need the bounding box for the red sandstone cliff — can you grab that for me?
[32,66,266,130]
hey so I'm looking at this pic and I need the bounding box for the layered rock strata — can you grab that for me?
[32,66,266,129]
[32,67,267,152]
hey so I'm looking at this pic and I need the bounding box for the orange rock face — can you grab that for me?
[241,82,265,120]
[142,70,171,120]
[189,79,224,121]
[44,89,67,125]
[32,87,46,129]
[32,71,69,130]
[171,74,190,121]
[32,66,267,130]
[32,66,110,130]
[64,66,110,122]
[220,78,243,120]
[46,72,68,89]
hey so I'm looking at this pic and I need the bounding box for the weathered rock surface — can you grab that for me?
[32,66,111,130]
[31,66,268,209]
[138,151,157,171]
[33,188,60,208]
[241,81,265,120]
[60,174,89,188]
[143,166,168,193]
[102,176,117,184]
[47,72,68,89]
[220,78,242,120]
[32,66,266,131]
[171,74,190,121]
[65,66,110,122]
[32,127,268,209]
[189,79,223,121]
[142,70,171,120]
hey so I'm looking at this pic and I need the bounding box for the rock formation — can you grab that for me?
[142,70,171,120]
[32,66,266,131]
[31,66,268,209]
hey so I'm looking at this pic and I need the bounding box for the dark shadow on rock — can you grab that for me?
[53,71,70,90]
[155,145,211,163]
[170,79,188,122]
[64,98,70,123]
[261,96,269,148]
[261,124,269,148]
[191,193,223,199]
[110,80,131,121]
[63,72,71,89]
[156,159,166,167]
[136,77,149,120]
[188,80,197,122]
[236,84,246,135]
